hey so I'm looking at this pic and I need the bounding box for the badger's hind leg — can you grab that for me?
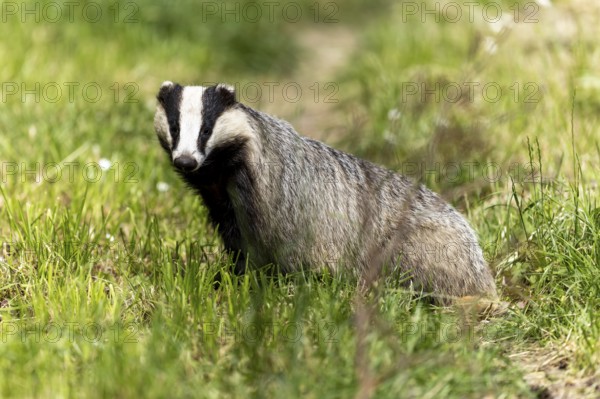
[384,225,497,305]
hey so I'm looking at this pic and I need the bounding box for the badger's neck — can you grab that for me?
[203,104,309,263]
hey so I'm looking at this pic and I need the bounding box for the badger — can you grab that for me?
[154,81,497,304]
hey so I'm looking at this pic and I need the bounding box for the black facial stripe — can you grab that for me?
[157,83,183,149]
[199,85,237,153]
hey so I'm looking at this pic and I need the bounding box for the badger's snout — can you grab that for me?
[173,155,199,172]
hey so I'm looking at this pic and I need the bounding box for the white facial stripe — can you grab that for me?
[154,104,172,148]
[206,108,253,154]
[173,86,205,161]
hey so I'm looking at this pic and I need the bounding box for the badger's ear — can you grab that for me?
[215,83,237,106]
[157,81,180,105]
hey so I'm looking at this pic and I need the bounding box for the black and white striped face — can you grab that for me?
[154,81,252,173]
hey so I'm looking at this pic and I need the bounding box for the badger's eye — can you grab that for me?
[200,127,210,138]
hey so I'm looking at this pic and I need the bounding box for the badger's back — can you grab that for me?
[224,108,495,299]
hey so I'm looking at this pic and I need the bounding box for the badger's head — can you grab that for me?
[154,81,255,175]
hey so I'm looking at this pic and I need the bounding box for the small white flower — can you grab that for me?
[105,233,115,243]
[387,108,401,121]
[536,0,552,7]
[157,182,170,192]
[28,125,37,138]
[383,129,397,144]
[98,158,112,171]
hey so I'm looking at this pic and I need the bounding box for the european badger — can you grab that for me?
[154,82,497,303]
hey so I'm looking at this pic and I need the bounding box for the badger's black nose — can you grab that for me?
[173,155,198,172]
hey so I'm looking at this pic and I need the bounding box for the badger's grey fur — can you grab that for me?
[154,82,497,303]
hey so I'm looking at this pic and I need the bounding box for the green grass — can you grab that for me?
[1,0,599,397]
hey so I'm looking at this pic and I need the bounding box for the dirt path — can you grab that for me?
[509,345,600,399]
[261,25,358,141]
